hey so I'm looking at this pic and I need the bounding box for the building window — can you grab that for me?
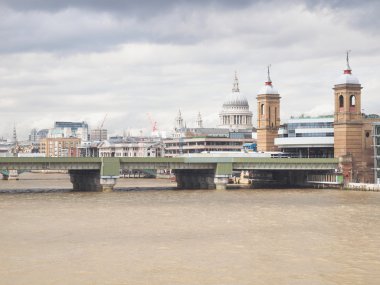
[339,95,344,108]
[261,104,264,116]
[275,107,277,126]
[350,95,356,107]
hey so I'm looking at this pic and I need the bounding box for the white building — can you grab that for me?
[163,135,256,157]
[98,141,164,158]
[167,73,255,156]
[0,139,12,157]
[51,121,89,141]
[219,72,253,130]
[274,116,334,158]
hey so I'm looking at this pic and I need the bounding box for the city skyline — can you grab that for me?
[1,0,380,139]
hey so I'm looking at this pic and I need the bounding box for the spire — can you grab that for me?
[12,123,17,144]
[265,64,272,86]
[176,109,184,129]
[344,50,352,74]
[232,71,240,92]
[196,111,203,128]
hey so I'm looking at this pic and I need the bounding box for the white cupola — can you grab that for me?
[258,65,279,95]
[335,51,360,85]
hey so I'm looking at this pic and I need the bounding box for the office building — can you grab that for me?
[275,116,334,158]
[40,137,81,157]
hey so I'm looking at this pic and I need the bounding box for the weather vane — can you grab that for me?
[267,64,272,82]
[346,50,351,70]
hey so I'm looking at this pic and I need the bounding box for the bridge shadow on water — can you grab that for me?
[0,188,72,194]
[0,185,322,194]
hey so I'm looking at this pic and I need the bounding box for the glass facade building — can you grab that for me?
[275,116,334,158]
[53,121,89,141]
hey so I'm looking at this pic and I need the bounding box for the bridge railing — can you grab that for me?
[0,157,340,176]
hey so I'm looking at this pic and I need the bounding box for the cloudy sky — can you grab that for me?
[1,0,380,139]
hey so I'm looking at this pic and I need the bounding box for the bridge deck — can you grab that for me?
[0,157,339,177]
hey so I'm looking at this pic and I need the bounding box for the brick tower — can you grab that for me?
[257,66,281,152]
[333,51,364,182]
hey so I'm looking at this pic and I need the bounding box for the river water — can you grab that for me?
[1,173,379,285]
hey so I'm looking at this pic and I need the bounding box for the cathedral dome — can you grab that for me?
[219,72,253,129]
[223,90,249,107]
[222,72,249,107]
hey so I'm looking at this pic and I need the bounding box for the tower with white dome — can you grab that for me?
[334,51,362,124]
[219,72,253,130]
[256,65,281,152]
[333,51,364,176]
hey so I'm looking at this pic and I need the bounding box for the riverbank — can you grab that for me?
[344,182,380,192]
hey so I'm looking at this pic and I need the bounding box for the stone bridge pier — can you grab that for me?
[69,170,117,192]
[1,170,19,180]
[173,169,215,189]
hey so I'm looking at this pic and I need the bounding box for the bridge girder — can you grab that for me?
[0,157,339,177]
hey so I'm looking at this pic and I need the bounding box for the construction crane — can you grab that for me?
[146,113,158,133]
[94,114,107,142]
[98,114,108,129]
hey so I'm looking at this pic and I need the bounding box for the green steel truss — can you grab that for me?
[0,157,339,177]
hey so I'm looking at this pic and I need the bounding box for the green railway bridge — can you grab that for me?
[0,157,340,191]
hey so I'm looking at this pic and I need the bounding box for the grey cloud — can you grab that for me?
[1,0,254,14]
[3,0,379,17]
[303,0,380,8]
[0,6,206,54]
[1,0,379,55]
[1,0,380,139]
[303,0,380,35]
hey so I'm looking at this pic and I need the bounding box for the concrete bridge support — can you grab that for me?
[69,170,118,192]
[69,170,101,192]
[1,170,19,180]
[214,176,229,190]
[173,170,215,189]
[100,177,117,192]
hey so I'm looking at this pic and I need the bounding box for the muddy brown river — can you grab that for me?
[1,173,379,284]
